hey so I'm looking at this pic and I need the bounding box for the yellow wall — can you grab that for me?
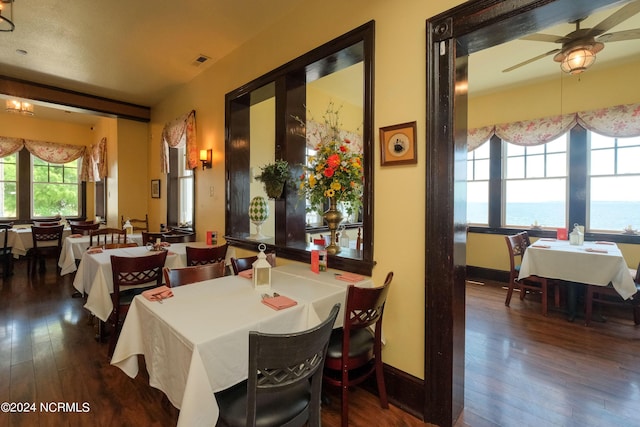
[148,0,468,379]
[116,119,149,227]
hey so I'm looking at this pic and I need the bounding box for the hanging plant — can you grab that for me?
[255,159,290,199]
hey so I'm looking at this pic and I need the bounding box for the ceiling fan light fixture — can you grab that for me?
[6,99,35,115]
[554,41,604,75]
[0,0,15,32]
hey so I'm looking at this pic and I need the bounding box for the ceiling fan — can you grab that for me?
[503,0,640,74]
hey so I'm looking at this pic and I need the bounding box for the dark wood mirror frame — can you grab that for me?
[224,21,375,275]
[425,0,620,425]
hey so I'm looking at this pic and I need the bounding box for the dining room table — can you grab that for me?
[110,264,373,427]
[518,238,637,320]
[7,226,71,258]
[57,232,145,276]
[73,242,235,322]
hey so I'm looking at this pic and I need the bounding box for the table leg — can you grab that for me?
[567,282,578,322]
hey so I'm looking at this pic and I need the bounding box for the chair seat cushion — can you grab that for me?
[326,327,374,359]
[215,379,310,427]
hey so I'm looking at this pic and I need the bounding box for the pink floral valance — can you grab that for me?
[161,110,198,173]
[0,136,107,182]
[468,102,640,151]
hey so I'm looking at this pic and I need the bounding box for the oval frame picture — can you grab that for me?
[379,121,417,166]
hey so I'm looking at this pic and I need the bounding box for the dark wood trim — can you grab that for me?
[426,1,622,425]
[0,75,150,122]
[466,265,510,283]
[361,364,425,422]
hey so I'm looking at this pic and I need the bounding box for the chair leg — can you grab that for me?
[541,280,548,316]
[341,371,349,427]
[374,349,388,409]
[505,280,515,307]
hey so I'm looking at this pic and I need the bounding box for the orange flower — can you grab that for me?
[323,167,335,178]
[327,154,341,169]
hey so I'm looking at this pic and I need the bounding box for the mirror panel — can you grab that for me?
[225,21,374,275]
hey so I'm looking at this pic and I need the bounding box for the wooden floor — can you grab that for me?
[1,258,638,426]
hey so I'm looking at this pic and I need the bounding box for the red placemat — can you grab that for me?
[261,295,297,310]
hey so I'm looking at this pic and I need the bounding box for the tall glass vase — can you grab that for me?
[323,198,343,255]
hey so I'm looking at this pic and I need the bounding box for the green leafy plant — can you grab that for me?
[255,159,289,198]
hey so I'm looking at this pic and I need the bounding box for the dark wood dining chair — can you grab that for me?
[69,219,94,226]
[216,303,340,427]
[141,231,164,245]
[584,263,640,326]
[323,272,393,427]
[504,231,559,316]
[163,262,225,287]
[121,214,149,232]
[70,222,100,235]
[89,228,127,247]
[33,220,61,227]
[230,253,276,275]
[28,225,64,275]
[107,251,168,356]
[0,223,13,278]
[185,244,228,266]
[162,231,196,243]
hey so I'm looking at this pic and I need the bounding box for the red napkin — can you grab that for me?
[69,234,83,238]
[586,248,608,253]
[142,286,174,301]
[335,272,365,283]
[87,247,103,254]
[532,244,550,249]
[261,295,297,310]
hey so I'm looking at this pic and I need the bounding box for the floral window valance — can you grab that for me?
[0,136,106,182]
[468,102,640,151]
[161,110,198,173]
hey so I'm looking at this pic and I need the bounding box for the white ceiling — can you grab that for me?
[1,1,639,124]
[469,1,640,96]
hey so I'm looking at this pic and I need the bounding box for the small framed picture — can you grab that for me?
[379,121,417,166]
[151,179,161,198]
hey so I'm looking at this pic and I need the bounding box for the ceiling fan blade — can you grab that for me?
[586,0,640,37]
[597,28,640,42]
[521,33,563,43]
[502,49,561,73]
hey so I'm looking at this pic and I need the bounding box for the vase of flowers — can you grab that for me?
[298,103,364,255]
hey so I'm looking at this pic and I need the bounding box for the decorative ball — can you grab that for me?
[248,196,269,223]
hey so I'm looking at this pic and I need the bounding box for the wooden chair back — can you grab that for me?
[90,228,127,247]
[108,251,167,355]
[0,223,13,277]
[29,225,65,275]
[121,214,149,232]
[70,222,100,235]
[34,221,60,227]
[216,304,340,427]
[230,253,275,275]
[185,244,228,266]
[141,231,164,245]
[162,232,196,243]
[163,262,225,287]
[504,231,530,278]
[69,220,94,226]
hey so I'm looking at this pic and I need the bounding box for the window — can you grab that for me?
[167,147,194,229]
[0,153,17,218]
[503,134,567,228]
[466,140,490,225]
[32,156,80,217]
[589,132,640,232]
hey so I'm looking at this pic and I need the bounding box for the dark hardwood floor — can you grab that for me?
[1,258,638,426]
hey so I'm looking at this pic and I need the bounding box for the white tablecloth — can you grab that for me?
[58,233,144,276]
[518,239,637,300]
[7,227,71,258]
[110,264,370,427]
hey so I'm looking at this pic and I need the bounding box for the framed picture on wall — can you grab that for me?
[151,179,161,198]
[379,121,417,166]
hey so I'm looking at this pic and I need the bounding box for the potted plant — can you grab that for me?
[255,159,289,199]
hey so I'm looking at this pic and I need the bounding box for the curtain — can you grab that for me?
[468,102,640,150]
[81,137,107,182]
[0,136,107,182]
[161,110,198,173]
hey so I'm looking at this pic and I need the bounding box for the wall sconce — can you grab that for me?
[199,149,212,170]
